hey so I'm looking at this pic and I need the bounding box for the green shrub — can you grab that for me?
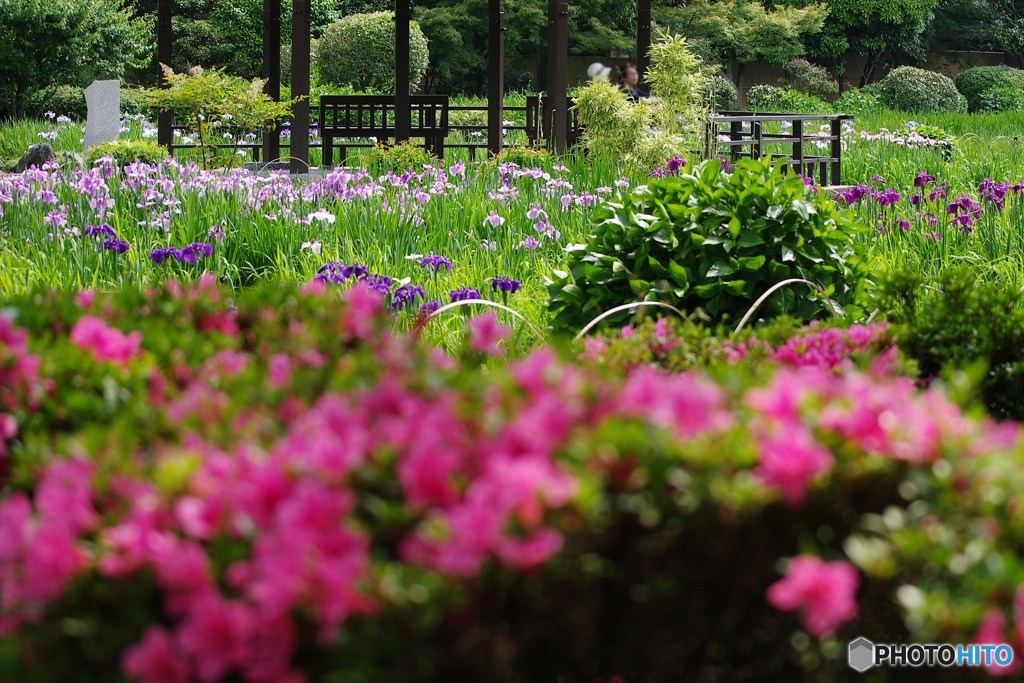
[547,156,871,333]
[954,65,1024,113]
[313,12,429,92]
[489,145,551,167]
[360,139,434,172]
[120,87,150,117]
[23,84,86,120]
[782,58,838,98]
[84,138,168,167]
[709,74,738,111]
[877,66,967,113]
[877,269,1024,421]
[744,84,830,113]
[834,87,883,115]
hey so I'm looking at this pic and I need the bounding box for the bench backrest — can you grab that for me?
[319,95,449,137]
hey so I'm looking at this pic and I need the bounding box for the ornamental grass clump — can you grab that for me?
[547,155,871,333]
[2,279,1024,681]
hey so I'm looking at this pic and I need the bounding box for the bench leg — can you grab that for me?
[323,136,334,167]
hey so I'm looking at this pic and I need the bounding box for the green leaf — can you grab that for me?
[737,232,764,248]
[737,255,766,271]
[706,261,734,278]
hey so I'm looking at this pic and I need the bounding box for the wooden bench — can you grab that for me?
[525,96,584,149]
[319,95,450,166]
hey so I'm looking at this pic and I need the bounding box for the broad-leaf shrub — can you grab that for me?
[547,156,870,333]
[0,279,1020,681]
[312,12,429,93]
[878,269,1024,422]
[955,65,1024,113]
[877,67,967,114]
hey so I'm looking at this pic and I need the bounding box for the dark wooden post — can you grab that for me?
[487,0,505,157]
[792,118,804,177]
[157,0,173,150]
[290,0,311,172]
[395,0,411,143]
[830,117,843,185]
[637,0,651,87]
[546,0,568,154]
[262,0,282,163]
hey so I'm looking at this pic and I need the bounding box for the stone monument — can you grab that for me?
[83,80,121,153]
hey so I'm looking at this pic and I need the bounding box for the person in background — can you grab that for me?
[620,62,649,101]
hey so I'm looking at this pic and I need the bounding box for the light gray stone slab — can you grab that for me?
[83,80,121,153]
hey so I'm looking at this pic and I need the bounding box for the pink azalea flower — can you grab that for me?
[122,626,189,683]
[267,353,292,389]
[467,312,511,355]
[974,607,1023,677]
[70,315,142,366]
[754,428,833,504]
[176,594,254,682]
[766,555,859,635]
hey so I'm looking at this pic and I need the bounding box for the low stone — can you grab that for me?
[242,161,292,174]
[15,143,57,173]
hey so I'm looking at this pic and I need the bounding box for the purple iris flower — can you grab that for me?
[491,276,521,294]
[150,246,178,265]
[392,284,426,311]
[176,242,213,264]
[419,254,453,272]
[914,172,935,187]
[872,188,901,207]
[667,154,686,173]
[418,300,441,317]
[358,273,392,295]
[450,287,481,303]
[84,224,116,239]
[102,239,129,254]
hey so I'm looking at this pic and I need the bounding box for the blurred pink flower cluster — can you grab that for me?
[70,315,143,366]
[767,555,859,635]
[0,316,43,463]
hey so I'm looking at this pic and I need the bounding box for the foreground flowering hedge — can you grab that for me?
[0,279,1021,681]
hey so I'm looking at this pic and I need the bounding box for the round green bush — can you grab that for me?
[85,139,169,167]
[955,65,1024,112]
[877,66,967,113]
[709,74,738,111]
[313,12,429,92]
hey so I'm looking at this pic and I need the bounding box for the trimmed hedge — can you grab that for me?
[0,278,1021,682]
[877,67,967,114]
[955,65,1024,113]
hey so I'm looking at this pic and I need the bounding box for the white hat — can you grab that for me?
[587,62,612,82]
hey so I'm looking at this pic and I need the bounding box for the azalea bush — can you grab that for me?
[0,278,1022,681]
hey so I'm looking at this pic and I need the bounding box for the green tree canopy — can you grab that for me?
[0,0,149,118]
[653,0,825,96]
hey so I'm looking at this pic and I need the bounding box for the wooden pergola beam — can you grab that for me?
[487,0,504,157]
[157,0,173,148]
[262,0,281,163]
[546,0,568,153]
[395,0,411,143]
[637,0,651,86]
[290,0,311,172]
